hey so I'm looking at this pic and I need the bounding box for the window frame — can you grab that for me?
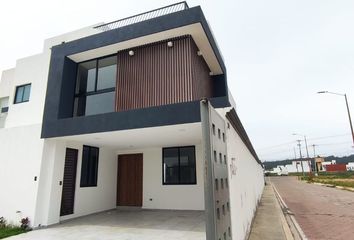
[80,145,99,188]
[14,83,31,104]
[73,54,117,117]
[162,145,197,185]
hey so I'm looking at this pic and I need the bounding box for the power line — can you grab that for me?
[258,133,351,151]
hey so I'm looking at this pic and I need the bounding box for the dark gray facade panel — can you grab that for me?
[41,6,230,138]
[58,57,77,118]
[42,100,201,138]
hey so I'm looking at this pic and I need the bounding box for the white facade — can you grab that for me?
[346,162,354,171]
[0,20,264,240]
[285,160,311,173]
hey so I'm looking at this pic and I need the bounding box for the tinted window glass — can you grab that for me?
[23,85,31,102]
[97,56,117,90]
[163,148,179,184]
[179,147,196,184]
[76,60,96,94]
[15,87,24,103]
[163,146,196,185]
[85,91,115,116]
[14,84,31,104]
[80,146,99,187]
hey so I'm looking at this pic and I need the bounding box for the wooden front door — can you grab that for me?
[60,148,78,216]
[117,154,143,206]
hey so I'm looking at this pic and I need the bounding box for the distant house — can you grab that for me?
[347,162,354,171]
[0,2,264,240]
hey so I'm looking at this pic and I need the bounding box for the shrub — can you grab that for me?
[0,217,6,228]
[20,217,30,230]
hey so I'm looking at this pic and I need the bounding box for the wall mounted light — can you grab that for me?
[129,50,134,56]
[197,51,202,56]
[167,41,173,47]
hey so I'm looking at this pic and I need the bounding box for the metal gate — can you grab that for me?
[201,99,232,240]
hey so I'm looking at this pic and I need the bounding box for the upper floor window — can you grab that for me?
[14,84,31,104]
[163,146,196,185]
[74,56,117,116]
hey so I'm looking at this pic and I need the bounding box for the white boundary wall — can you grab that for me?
[218,108,264,240]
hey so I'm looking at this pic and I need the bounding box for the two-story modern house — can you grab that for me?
[0,2,264,240]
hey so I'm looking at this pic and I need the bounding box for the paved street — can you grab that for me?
[271,176,354,240]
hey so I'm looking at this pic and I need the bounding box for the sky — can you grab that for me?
[1,0,354,161]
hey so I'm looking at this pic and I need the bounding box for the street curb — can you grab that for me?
[312,182,354,192]
[269,179,308,240]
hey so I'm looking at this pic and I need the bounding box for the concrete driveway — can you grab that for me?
[8,209,205,240]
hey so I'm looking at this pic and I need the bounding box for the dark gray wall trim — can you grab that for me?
[226,108,262,165]
[42,100,199,138]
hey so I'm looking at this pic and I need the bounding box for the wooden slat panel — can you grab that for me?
[60,148,78,216]
[116,35,212,111]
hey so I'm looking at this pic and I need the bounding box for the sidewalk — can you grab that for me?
[248,181,292,240]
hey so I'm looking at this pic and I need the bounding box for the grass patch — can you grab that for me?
[301,172,354,188]
[0,226,28,239]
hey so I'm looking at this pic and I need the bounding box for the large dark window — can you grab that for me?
[163,146,196,185]
[80,145,99,187]
[74,56,117,116]
[14,84,31,104]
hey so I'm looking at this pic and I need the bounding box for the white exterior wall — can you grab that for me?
[4,53,51,128]
[216,108,264,240]
[0,124,44,225]
[116,145,204,210]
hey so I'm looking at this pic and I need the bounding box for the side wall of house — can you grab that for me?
[225,119,264,240]
[0,124,44,226]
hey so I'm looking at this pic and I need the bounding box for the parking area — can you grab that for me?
[8,209,205,240]
[271,176,354,240]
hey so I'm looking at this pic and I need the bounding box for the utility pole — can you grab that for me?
[297,140,304,176]
[303,135,312,174]
[312,144,318,176]
[317,91,354,147]
[344,94,354,146]
[293,147,298,174]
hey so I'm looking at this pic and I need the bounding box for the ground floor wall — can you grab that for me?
[0,124,44,226]
[34,140,205,226]
[117,145,204,210]
[224,116,265,240]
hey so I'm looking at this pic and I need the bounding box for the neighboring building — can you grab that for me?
[269,160,311,174]
[346,162,354,171]
[284,160,311,173]
[325,164,347,172]
[0,2,264,240]
[314,157,325,171]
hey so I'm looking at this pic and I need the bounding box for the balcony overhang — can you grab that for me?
[68,23,223,75]
[52,6,226,75]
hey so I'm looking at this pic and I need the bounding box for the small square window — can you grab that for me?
[1,107,8,113]
[163,146,196,185]
[14,84,31,104]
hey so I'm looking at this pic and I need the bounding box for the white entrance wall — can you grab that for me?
[36,140,204,226]
[117,145,204,210]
